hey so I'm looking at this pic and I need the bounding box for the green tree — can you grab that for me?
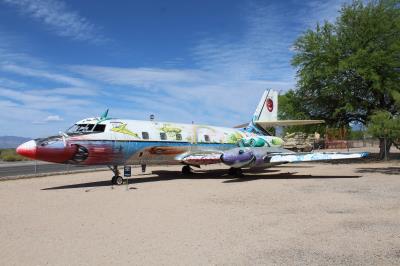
[367,111,400,159]
[291,0,400,159]
[278,90,325,135]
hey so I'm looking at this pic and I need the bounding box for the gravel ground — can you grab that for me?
[0,161,399,265]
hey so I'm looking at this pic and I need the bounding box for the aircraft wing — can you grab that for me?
[179,147,368,168]
[266,151,368,163]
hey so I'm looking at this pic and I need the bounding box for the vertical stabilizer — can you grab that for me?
[240,89,323,132]
[252,89,278,122]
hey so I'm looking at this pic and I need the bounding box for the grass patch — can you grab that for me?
[0,149,29,162]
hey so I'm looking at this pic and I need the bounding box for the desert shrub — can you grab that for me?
[0,149,28,161]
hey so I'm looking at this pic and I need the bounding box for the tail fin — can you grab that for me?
[235,89,324,131]
[252,89,278,123]
[253,89,324,128]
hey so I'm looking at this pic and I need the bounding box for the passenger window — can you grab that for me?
[160,132,167,140]
[111,122,123,128]
[93,124,106,132]
[142,132,149,139]
[204,135,210,142]
[176,133,182,140]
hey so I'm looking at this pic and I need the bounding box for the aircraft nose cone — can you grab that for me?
[16,140,37,159]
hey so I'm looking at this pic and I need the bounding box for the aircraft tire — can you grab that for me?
[113,176,124,185]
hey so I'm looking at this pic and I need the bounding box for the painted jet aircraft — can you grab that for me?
[16,90,367,185]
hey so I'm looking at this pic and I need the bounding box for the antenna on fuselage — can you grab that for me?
[101,109,109,120]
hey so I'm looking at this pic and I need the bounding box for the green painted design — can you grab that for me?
[196,125,216,131]
[240,137,266,147]
[227,132,243,144]
[271,137,284,146]
[160,124,183,138]
[111,123,139,138]
[160,124,182,133]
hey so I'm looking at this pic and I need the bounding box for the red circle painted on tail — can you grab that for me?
[266,98,273,112]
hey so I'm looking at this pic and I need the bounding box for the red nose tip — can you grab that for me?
[16,140,37,159]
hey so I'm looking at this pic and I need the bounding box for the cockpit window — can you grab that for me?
[67,123,106,134]
[93,124,106,132]
[67,124,90,133]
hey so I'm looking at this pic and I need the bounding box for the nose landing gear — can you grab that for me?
[112,175,124,186]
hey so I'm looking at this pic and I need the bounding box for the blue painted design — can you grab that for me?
[70,139,236,165]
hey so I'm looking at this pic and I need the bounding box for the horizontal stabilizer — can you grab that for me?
[234,120,325,129]
[269,152,368,163]
[238,89,325,129]
[233,123,249,128]
[255,119,325,127]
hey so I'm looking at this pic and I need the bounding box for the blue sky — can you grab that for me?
[0,0,349,137]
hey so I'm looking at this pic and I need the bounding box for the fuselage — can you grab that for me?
[16,118,284,166]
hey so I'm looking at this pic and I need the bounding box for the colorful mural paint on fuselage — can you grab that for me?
[30,118,284,166]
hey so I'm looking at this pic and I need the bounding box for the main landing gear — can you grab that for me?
[228,167,243,177]
[182,165,193,175]
[109,165,124,185]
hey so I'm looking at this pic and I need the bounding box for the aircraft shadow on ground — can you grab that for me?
[270,165,315,169]
[42,169,361,190]
[322,152,400,164]
[356,167,400,175]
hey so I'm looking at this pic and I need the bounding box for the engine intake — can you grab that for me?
[221,148,256,168]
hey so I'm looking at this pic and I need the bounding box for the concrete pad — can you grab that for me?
[0,162,399,265]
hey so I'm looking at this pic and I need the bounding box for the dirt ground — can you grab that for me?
[0,160,399,265]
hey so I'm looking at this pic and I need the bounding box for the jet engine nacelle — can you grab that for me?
[220,148,256,168]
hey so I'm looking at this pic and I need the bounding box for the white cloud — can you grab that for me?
[0,44,101,136]
[191,3,296,82]
[28,87,97,96]
[0,87,90,110]
[304,0,350,27]
[71,64,295,127]
[0,99,18,107]
[0,86,97,136]
[68,1,348,128]
[44,115,63,122]
[192,0,350,83]
[0,77,26,88]
[0,64,89,87]
[71,65,212,88]
[0,0,352,137]
[1,0,105,43]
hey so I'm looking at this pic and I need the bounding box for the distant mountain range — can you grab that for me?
[0,136,31,149]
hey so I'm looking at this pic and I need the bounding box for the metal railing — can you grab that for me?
[324,139,380,149]
[0,161,107,179]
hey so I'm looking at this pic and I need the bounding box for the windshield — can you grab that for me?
[66,124,106,134]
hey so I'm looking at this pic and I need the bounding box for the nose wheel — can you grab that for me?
[111,175,124,185]
[109,165,125,185]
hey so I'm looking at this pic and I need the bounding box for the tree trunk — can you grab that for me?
[378,138,392,160]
